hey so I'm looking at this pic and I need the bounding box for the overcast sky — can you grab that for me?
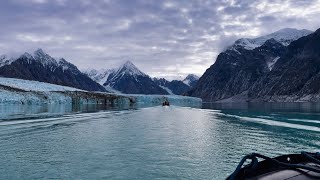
[0,0,319,80]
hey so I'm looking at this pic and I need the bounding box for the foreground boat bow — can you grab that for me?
[227,152,320,180]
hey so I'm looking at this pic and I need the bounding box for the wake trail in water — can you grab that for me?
[0,111,133,140]
[216,112,320,132]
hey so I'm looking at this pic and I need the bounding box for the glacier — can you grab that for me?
[0,77,202,107]
[0,77,82,92]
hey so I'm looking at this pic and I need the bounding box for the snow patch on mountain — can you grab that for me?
[159,85,174,95]
[267,56,280,70]
[0,55,15,67]
[231,28,312,50]
[103,85,122,94]
[84,68,116,85]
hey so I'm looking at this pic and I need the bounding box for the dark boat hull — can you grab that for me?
[227,152,320,180]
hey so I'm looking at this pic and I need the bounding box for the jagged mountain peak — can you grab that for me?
[122,60,135,68]
[34,48,46,56]
[121,60,136,68]
[3,48,81,73]
[84,61,167,94]
[0,54,14,67]
[0,49,107,92]
[184,74,199,80]
[33,48,58,66]
[21,52,33,59]
[183,74,199,87]
[58,58,68,63]
[116,60,146,77]
[0,54,7,60]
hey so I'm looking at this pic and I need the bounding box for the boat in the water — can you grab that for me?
[162,101,170,106]
[227,152,320,180]
[162,97,170,106]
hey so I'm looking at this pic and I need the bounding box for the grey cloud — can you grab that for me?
[0,0,319,79]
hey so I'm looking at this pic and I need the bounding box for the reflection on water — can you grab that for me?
[0,102,319,179]
[203,102,320,113]
[0,103,146,121]
[0,101,202,121]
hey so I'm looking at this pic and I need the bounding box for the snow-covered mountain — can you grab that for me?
[153,77,191,95]
[83,68,116,85]
[230,28,312,50]
[0,55,15,67]
[106,61,148,87]
[183,74,199,87]
[189,28,313,102]
[85,61,198,95]
[153,74,200,95]
[0,49,106,92]
[114,60,147,77]
[84,61,168,95]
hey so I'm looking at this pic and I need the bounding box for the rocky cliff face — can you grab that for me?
[189,39,286,102]
[188,28,313,102]
[0,49,106,92]
[249,28,320,101]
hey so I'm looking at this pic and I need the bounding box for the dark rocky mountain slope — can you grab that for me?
[188,28,312,102]
[249,28,320,101]
[188,39,287,101]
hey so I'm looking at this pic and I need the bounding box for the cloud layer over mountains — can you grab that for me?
[0,0,319,79]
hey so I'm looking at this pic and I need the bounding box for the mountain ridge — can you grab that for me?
[84,60,168,95]
[0,49,106,92]
[85,61,198,95]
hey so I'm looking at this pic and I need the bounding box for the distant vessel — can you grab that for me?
[162,98,170,106]
[227,152,320,179]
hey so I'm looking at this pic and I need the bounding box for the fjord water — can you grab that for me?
[0,103,319,179]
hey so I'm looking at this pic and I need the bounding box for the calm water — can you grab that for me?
[0,103,320,179]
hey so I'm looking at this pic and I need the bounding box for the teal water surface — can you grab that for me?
[0,103,319,179]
